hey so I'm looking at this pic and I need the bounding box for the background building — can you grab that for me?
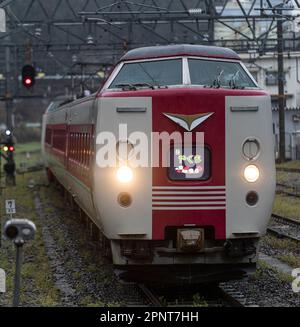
[242,52,300,160]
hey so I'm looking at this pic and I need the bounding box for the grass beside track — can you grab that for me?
[0,146,59,306]
[14,142,42,167]
[14,142,41,154]
[276,160,300,170]
[273,194,300,222]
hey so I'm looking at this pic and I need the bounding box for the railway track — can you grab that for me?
[276,183,300,198]
[267,213,300,243]
[276,167,300,174]
[137,284,164,306]
[134,283,251,307]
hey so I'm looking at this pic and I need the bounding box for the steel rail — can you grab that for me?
[267,213,300,243]
[137,284,163,307]
[137,283,250,307]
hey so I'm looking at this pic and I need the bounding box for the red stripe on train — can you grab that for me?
[152,210,226,240]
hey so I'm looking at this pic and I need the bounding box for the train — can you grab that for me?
[41,44,276,283]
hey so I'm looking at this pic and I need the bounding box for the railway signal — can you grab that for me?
[1,133,16,186]
[2,143,14,153]
[3,218,36,306]
[22,64,35,88]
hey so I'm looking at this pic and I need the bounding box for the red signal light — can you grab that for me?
[22,65,35,88]
[9,146,14,152]
[25,78,32,85]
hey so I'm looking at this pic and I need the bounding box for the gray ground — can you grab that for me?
[33,186,142,307]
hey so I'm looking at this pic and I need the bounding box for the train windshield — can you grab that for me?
[109,59,182,88]
[188,59,257,88]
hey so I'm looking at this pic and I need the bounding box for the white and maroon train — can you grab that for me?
[42,45,275,283]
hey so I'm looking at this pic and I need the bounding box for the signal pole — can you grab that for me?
[4,34,16,185]
[5,46,13,130]
[277,9,286,163]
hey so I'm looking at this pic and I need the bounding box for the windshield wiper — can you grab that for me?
[114,82,155,90]
[132,82,155,89]
[211,70,224,88]
[229,71,246,89]
[114,83,137,90]
[229,70,239,89]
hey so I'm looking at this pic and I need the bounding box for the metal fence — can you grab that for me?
[291,145,300,160]
[275,132,300,160]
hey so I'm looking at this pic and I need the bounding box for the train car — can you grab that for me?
[42,44,275,283]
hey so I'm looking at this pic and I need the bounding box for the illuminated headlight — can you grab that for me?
[244,165,260,183]
[117,166,133,183]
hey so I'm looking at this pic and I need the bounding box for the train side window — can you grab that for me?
[75,133,78,161]
[78,133,81,164]
[82,133,85,165]
[87,133,91,167]
[72,133,75,159]
[84,133,88,167]
[72,133,76,160]
[69,133,73,159]
[71,133,75,159]
[80,133,82,163]
[52,129,66,153]
[83,133,86,166]
[82,133,85,166]
[84,134,86,166]
[77,133,80,162]
[77,133,80,163]
[72,133,75,160]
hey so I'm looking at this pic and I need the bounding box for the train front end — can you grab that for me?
[93,45,276,283]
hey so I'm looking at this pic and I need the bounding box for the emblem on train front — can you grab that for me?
[163,112,214,131]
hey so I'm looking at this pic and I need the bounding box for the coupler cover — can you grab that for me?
[177,228,204,252]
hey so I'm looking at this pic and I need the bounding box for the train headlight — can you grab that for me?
[117,166,133,183]
[244,165,260,183]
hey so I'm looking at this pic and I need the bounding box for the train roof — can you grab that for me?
[120,44,240,62]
